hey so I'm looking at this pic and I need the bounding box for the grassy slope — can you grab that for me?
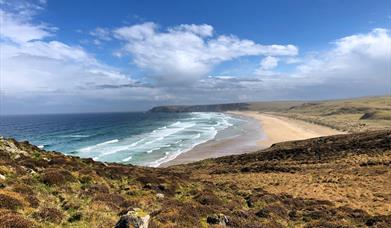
[248,96,391,132]
[1,130,390,227]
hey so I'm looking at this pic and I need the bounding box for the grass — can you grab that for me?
[1,130,389,227]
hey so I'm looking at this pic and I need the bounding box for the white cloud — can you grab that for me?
[0,9,54,43]
[1,5,167,114]
[89,27,112,41]
[1,1,389,113]
[113,22,298,83]
[295,28,391,81]
[198,28,391,103]
[168,24,213,37]
[260,56,279,70]
[260,28,391,99]
[114,22,157,40]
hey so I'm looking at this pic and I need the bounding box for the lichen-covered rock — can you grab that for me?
[115,208,150,228]
[156,193,164,199]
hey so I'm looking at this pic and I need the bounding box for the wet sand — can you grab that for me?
[161,111,344,167]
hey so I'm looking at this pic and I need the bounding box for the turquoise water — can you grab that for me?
[0,112,242,166]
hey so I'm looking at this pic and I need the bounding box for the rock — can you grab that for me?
[143,183,152,189]
[206,214,229,226]
[67,212,82,222]
[255,208,269,218]
[28,169,37,175]
[115,208,150,228]
[0,174,5,180]
[156,193,164,199]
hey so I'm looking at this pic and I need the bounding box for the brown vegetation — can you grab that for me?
[0,118,390,226]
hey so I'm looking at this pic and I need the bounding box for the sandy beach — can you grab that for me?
[232,111,344,148]
[161,111,344,167]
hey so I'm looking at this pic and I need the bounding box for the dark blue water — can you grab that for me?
[0,112,239,166]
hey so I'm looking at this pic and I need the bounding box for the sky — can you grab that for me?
[0,0,390,114]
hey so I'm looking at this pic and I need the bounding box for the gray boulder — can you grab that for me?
[115,208,150,228]
[206,213,229,226]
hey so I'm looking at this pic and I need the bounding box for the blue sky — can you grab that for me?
[1,0,390,114]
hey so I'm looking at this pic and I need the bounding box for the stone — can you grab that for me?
[156,193,164,199]
[115,208,150,228]
[206,214,229,226]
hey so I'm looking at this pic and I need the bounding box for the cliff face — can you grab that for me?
[148,103,250,113]
[0,131,390,227]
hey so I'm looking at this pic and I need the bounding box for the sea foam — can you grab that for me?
[73,112,238,166]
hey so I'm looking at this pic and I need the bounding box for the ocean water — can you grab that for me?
[0,112,243,167]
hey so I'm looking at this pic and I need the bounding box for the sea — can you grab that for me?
[0,112,246,167]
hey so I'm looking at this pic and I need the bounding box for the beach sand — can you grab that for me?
[233,111,344,148]
[161,111,344,167]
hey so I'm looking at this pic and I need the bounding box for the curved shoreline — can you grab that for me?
[160,111,344,167]
[160,113,264,167]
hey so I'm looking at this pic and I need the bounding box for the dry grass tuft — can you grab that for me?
[0,190,25,210]
[0,210,34,228]
[40,169,76,186]
[32,207,63,223]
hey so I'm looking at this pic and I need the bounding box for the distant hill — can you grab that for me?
[148,102,251,113]
[150,96,391,132]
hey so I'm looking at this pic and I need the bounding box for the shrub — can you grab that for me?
[0,191,23,210]
[33,207,63,223]
[194,191,222,206]
[0,211,34,228]
[40,169,76,186]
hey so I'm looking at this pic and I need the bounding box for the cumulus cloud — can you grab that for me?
[259,56,279,70]
[174,28,391,103]
[293,28,391,86]
[113,22,298,83]
[168,24,213,37]
[258,28,391,99]
[114,22,156,40]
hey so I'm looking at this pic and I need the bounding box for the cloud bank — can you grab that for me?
[0,6,164,113]
[113,22,298,83]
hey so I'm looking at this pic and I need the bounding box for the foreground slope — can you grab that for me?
[0,130,390,227]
